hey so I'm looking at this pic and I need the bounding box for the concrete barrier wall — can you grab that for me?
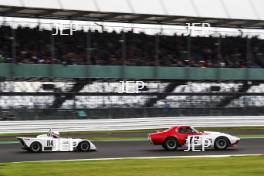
[1,116,264,134]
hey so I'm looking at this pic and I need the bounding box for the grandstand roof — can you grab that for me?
[0,0,264,28]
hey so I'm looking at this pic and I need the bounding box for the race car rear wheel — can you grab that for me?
[30,142,42,153]
[78,141,90,152]
[214,137,229,150]
[163,137,178,151]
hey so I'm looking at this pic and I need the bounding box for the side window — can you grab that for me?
[178,127,187,134]
[178,127,193,134]
[186,127,194,134]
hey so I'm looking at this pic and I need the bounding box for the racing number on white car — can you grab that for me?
[47,140,53,147]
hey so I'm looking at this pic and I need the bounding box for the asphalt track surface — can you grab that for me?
[1,138,264,163]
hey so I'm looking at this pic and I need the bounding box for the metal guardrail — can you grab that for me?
[0,116,264,134]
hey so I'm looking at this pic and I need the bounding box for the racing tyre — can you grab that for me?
[30,142,42,153]
[214,137,229,150]
[163,137,178,151]
[78,141,90,152]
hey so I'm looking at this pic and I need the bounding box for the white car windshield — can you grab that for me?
[47,129,60,138]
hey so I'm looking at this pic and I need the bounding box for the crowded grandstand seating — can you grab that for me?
[0,25,264,68]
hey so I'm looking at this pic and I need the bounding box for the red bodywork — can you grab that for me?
[149,126,202,146]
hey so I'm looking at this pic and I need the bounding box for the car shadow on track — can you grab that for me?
[144,147,239,153]
[14,150,97,154]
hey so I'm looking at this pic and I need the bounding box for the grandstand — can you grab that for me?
[1,25,264,67]
[0,0,264,120]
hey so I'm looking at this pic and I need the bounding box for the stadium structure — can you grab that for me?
[0,0,264,120]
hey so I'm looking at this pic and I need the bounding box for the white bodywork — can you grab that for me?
[17,132,96,152]
[185,131,240,149]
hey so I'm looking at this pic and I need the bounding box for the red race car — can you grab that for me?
[148,126,240,151]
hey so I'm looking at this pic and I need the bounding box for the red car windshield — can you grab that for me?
[190,127,199,133]
[164,126,200,134]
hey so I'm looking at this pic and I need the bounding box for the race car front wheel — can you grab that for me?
[78,141,90,152]
[30,142,42,153]
[214,137,229,150]
[163,137,178,151]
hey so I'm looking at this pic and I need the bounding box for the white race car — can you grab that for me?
[17,130,96,152]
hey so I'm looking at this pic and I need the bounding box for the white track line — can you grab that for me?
[11,154,264,164]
